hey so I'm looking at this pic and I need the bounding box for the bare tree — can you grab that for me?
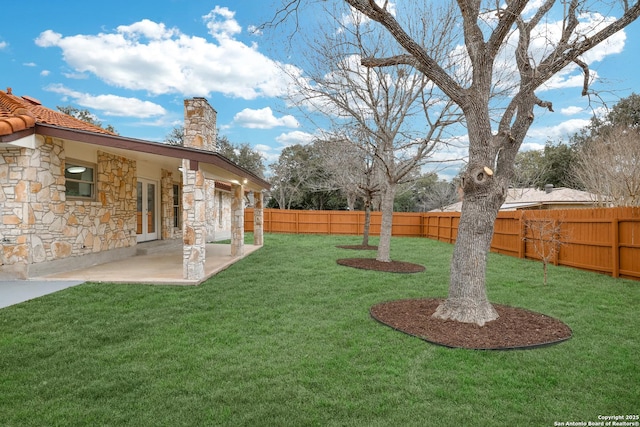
[270,144,317,209]
[523,213,566,285]
[315,134,382,246]
[422,180,460,212]
[287,4,462,262]
[273,0,640,325]
[573,125,640,206]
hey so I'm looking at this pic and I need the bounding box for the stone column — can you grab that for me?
[230,183,244,257]
[253,191,264,246]
[182,159,206,280]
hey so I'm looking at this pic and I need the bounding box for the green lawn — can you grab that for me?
[1,233,638,426]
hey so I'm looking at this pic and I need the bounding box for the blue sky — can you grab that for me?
[1,0,639,181]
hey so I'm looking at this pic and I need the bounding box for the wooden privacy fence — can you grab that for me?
[245,207,640,280]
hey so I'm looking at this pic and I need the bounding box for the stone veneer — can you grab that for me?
[253,191,264,246]
[184,98,217,152]
[206,186,232,242]
[230,184,244,256]
[0,136,137,278]
[181,159,207,280]
[161,169,179,240]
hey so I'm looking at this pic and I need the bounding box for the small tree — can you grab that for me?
[523,213,566,285]
[314,134,382,246]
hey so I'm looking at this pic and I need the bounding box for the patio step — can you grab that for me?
[136,239,182,256]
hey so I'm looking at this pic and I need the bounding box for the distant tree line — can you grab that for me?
[165,125,266,179]
[266,140,459,212]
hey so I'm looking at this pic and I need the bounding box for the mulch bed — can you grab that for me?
[370,298,572,350]
[337,258,425,273]
[336,244,378,250]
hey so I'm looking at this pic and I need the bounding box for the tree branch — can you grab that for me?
[534,1,640,91]
[573,58,591,96]
[346,0,466,103]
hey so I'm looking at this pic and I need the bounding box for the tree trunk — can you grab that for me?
[347,192,357,211]
[432,168,502,326]
[362,200,371,247]
[376,183,396,262]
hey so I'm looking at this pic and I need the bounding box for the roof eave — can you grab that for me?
[35,123,271,190]
[0,127,35,144]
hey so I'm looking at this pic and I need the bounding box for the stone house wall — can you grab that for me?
[0,136,138,278]
[161,169,181,240]
[215,190,232,240]
[203,181,232,241]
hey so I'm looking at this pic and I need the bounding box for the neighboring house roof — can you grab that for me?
[0,87,270,191]
[434,186,599,212]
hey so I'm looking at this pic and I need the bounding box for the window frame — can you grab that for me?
[173,183,182,229]
[64,159,96,201]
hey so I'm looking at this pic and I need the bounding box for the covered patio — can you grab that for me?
[37,240,261,285]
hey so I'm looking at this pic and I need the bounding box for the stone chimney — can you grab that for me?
[183,98,217,152]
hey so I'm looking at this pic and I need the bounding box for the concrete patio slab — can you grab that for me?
[38,243,261,285]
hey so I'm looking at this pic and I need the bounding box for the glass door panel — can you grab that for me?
[136,179,158,242]
[147,183,156,234]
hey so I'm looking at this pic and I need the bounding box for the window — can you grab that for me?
[173,184,182,228]
[65,160,95,200]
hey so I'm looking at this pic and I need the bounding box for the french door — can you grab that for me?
[137,178,158,242]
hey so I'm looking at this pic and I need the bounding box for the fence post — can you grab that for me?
[518,210,526,259]
[612,218,620,278]
[553,219,560,266]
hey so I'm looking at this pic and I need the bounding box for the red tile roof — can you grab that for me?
[0,87,116,137]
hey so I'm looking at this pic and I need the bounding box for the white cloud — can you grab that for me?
[526,118,591,142]
[275,130,315,146]
[538,67,599,92]
[560,106,584,116]
[253,143,280,164]
[232,107,299,129]
[116,19,178,40]
[62,71,89,79]
[520,141,546,152]
[40,70,50,77]
[45,84,166,118]
[203,6,242,39]
[247,25,262,36]
[34,9,292,100]
[0,41,7,50]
